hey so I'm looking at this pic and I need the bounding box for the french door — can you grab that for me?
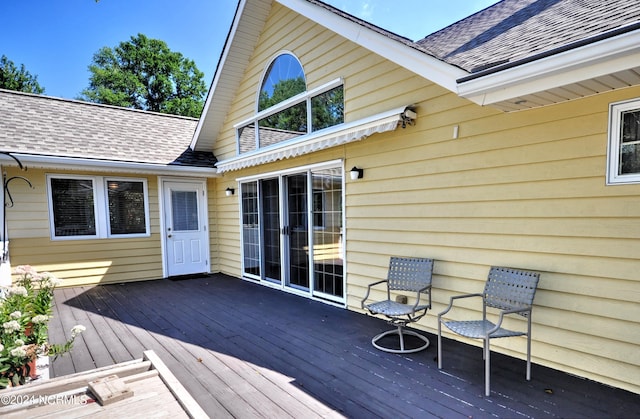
[240,164,344,303]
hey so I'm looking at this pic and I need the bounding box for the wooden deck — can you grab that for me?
[47,274,640,418]
[0,351,207,418]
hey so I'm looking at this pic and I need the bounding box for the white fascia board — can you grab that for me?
[458,29,640,106]
[0,154,219,178]
[190,0,248,151]
[275,0,466,93]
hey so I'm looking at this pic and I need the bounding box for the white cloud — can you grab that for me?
[358,1,375,20]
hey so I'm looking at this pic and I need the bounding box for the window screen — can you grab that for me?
[50,178,96,237]
[107,180,147,235]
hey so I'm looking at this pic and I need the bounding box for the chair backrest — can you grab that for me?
[387,257,434,292]
[484,267,540,316]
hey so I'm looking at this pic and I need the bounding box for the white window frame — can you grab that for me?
[234,77,344,154]
[46,174,150,240]
[236,159,347,307]
[608,98,640,185]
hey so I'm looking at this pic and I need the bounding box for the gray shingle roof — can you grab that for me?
[0,89,216,167]
[415,0,640,74]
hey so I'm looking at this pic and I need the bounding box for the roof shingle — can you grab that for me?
[416,0,640,73]
[0,89,216,167]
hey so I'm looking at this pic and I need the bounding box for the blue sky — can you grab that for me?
[0,0,498,100]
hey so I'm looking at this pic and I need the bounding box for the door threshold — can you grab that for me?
[168,273,212,281]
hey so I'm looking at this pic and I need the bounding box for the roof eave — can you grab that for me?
[277,0,466,92]
[1,154,220,178]
[457,27,640,110]
[191,0,269,152]
[190,0,467,153]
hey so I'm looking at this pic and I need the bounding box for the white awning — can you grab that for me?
[216,105,415,173]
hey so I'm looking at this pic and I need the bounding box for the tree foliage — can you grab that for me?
[80,34,207,117]
[258,77,306,111]
[258,78,344,133]
[0,55,45,94]
[259,77,308,132]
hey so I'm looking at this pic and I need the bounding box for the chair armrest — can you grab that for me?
[412,285,432,310]
[437,293,484,318]
[360,280,388,309]
[486,306,533,336]
[500,306,533,316]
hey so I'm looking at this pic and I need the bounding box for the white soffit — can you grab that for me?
[216,106,414,172]
[191,0,270,151]
[458,27,640,109]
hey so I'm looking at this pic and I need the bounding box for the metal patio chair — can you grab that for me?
[437,266,540,396]
[361,257,434,353]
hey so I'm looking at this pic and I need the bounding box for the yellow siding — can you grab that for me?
[5,168,164,286]
[207,177,220,273]
[343,85,640,395]
[215,178,241,275]
[209,5,640,395]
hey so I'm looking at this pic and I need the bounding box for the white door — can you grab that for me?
[162,180,208,277]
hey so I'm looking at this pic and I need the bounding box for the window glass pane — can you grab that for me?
[50,178,96,237]
[259,54,305,111]
[287,174,309,289]
[261,178,281,281]
[238,123,256,154]
[107,180,146,235]
[258,101,307,148]
[242,182,260,277]
[237,51,346,156]
[171,191,199,231]
[620,110,640,174]
[620,143,640,175]
[311,168,343,298]
[311,86,344,132]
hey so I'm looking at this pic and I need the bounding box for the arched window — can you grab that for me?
[236,53,344,154]
[258,53,306,111]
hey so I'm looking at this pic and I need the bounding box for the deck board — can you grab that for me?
[71,284,140,364]
[47,274,640,418]
[0,352,204,418]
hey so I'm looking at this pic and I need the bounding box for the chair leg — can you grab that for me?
[484,338,490,397]
[437,319,442,369]
[397,325,406,352]
[371,325,429,354]
[526,317,532,381]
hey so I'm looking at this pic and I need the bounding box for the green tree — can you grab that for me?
[258,78,343,133]
[259,77,308,132]
[0,55,45,94]
[80,34,206,118]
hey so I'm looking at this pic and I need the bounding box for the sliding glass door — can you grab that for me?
[261,178,281,283]
[240,163,344,303]
[285,173,309,291]
[311,168,343,299]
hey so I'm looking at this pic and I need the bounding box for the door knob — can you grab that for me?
[167,234,172,238]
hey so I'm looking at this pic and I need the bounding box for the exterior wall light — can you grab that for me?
[350,166,364,180]
[225,187,235,196]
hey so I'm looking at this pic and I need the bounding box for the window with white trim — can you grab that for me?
[236,52,344,154]
[47,174,150,239]
[608,99,640,184]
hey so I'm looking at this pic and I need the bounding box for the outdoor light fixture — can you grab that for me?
[401,109,417,128]
[350,166,364,180]
[225,187,235,196]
